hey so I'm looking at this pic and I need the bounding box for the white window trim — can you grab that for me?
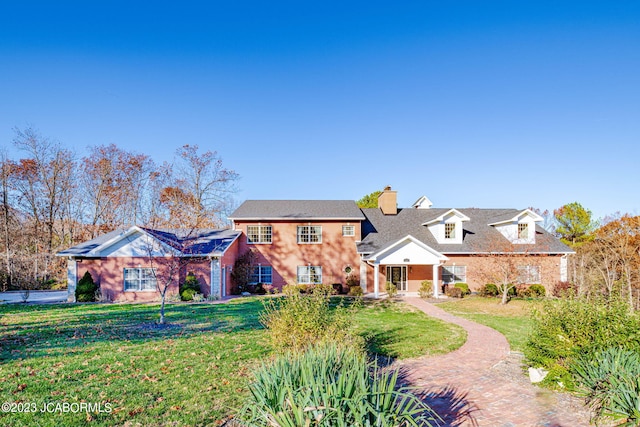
[444,223,457,240]
[297,225,322,244]
[124,267,157,292]
[342,225,355,237]
[297,266,322,284]
[246,225,272,244]
[250,265,273,284]
[441,265,466,284]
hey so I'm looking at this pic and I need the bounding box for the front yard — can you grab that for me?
[0,297,464,426]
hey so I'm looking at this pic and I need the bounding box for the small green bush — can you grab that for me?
[180,288,197,301]
[345,273,359,288]
[523,284,546,298]
[418,280,432,299]
[385,281,398,298]
[260,287,362,351]
[479,283,499,297]
[179,272,201,301]
[75,271,98,302]
[446,287,463,298]
[348,285,363,297]
[454,282,470,296]
[239,343,441,427]
[525,296,640,385]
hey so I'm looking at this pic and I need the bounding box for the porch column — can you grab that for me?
[210,257,220,298]
[359,260,367,293]
[432,264,440,298]
[373,261,380,298]
[67,258,77,303]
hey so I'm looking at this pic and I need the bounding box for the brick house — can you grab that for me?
[58,187,573,301]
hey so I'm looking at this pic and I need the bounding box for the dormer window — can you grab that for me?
[518,223,529,239]
[445,223,456,240]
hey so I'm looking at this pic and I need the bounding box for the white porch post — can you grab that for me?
[67,258,77,303]
[210,257,221,298]
[374,261,380,298]
[360,260,367,293]
[432,264,440,298]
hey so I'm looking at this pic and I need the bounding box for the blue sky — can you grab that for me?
[1,1,639,220]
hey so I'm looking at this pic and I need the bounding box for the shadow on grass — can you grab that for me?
[0,299,266,362]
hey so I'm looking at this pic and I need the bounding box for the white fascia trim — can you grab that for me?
[422,209,471,226]
[412,195,433,209]
[88,226,179,257]
[367,235,448,262]
[488,209,544,226]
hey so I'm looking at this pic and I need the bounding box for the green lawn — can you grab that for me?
[0,297,463,426]
[437,296,542,351]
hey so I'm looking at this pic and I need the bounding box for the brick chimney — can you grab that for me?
[378,186,397,215]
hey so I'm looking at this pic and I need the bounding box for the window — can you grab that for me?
[124,268,157,291]
[297,226,322,243]
[442,265,466,284]
[518,265,540,284]
[297,266,322,284]
[444,223,456,239]
[342,225,355,237]
[518,223,529,239]
[250,265,272,284]
[247,225,272,244]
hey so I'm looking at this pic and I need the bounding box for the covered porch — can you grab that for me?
[362,235,449,298]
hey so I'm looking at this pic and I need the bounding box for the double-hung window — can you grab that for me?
[297,226,322,244]
[518,265,540,283]
[518,223,529,239]
[442,265,466,284]
[342,225,355,237]
[124,267,157,291]
[444,223,456,239]
[297,266,322,284]
[250,266,273,284]
[247,225,272,244]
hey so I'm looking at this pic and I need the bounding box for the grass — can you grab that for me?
[0,296,463,426]
[353,299,466,359]
[437,295,542,351]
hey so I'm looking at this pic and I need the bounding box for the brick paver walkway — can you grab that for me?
[397,297,592,427]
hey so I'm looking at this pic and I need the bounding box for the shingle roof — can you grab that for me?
[56,227,241,257]
[56,228,128,257]
[357,208,573,255]
[230,200,365,220]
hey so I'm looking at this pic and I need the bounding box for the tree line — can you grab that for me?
[0,127,239,291]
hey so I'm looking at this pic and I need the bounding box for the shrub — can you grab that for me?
[454,282,470,296]
[180,288,197,301]
[348,285,363,297]
[332,283,344,294]
[418,280,432,299]
[525,296,640,389]
[260,287,362,351]
[262,284,275,294]
[345,273,359,288]
[446,287,463,298]
[553,281,575,297]
[522,284,546,298]
[312,283,337,295]
[75,271,98,302]
[572,347,640,426]
[385,281,398,298]
[239,343,441,427]
[479,283,499,297]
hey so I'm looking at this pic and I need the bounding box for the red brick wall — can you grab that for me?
[78,257,213,302]
[233,220,362,289]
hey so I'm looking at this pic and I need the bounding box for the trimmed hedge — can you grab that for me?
[75,271,98,302]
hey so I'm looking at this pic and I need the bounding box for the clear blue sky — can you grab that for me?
[1,1,639,220]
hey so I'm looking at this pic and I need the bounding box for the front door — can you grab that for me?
[386,266,407,291]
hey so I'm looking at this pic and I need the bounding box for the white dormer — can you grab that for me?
[423,209,470,244]
[488,209,543,244]
[412,195,433,209]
